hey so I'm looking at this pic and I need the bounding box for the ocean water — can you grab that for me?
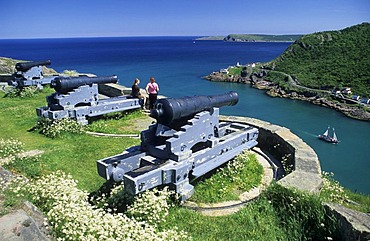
[1,37,369,194]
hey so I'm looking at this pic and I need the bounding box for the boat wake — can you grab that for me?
[300,131,318,138]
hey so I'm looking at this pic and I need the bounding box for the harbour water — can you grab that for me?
[0,36,369,194]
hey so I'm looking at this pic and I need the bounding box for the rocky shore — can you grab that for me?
[205,70,370,122]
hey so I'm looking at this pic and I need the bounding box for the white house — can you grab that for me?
[341,87,352,95]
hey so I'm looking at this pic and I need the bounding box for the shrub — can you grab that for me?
[62,70,79,76]
[34,118,85,138]
[4,86,41,98]
[127,187,173,227]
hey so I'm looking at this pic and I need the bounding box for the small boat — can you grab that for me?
[318,127,339,144]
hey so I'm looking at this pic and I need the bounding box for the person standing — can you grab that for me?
[131,78,146,109]
[145,77,159,110]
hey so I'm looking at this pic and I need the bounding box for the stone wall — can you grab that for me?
[220,115,323,192]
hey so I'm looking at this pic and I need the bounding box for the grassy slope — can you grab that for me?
[267,23,370,97]
[0,88,140,191]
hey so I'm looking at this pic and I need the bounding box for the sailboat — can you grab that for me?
[318,127,339,144]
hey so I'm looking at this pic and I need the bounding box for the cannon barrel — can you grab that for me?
[15,60,51,72]
[50,75,118,93]
[150,91,238,126]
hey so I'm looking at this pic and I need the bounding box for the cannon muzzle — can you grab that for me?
[15,60,51,72]
[150,91,238,126]
[50,75,118,93]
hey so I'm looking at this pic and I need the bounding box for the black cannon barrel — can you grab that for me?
[50,75,118,93]
[15,60,51,72]
[150,91,238,126]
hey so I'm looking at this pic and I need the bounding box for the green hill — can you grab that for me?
[267,23,370,97]
[224,34,301,42]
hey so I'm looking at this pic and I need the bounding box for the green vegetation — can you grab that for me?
[163,183,341,241]
[225,34,301,42]
[1,87,369,240]
[0,57,20,74]
[195,36,225,40]
[4,86,42,98]
[87,110,147,134]
[267,22,370,97]
[228,66,243,75]
[0,87,140,191]
[0,56,58,75]
[190,151,263,203]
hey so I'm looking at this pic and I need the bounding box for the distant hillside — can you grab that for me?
[196,34,301,42]
[267,23,370,97]
[195,36,225,40]
[224,34,301,42]
[0,57,58,75]
[0,57,20,74]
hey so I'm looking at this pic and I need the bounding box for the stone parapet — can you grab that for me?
[98,83,128,97]
[220,115,323,192]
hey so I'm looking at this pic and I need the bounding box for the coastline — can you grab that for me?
[204,70,370,122]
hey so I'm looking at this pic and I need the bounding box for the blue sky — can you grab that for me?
[1,0,369,39]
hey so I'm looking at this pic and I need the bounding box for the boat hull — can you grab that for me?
[318,135,338,144]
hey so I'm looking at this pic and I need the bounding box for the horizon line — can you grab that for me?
[0,33,307,41]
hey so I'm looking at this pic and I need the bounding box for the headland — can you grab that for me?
[205,66,370,121]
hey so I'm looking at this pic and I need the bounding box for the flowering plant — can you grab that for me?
[7,171,190,241]
[34,118,85,138]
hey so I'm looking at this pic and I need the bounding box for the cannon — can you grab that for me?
[151,91,238,128]
[97,91,259,201]
[15,60,51,72]
[8,60,58,89]
[50,75,118,94]
[36,75,141,125]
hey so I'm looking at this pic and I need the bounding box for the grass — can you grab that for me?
[161,183,341,241]
[1,86,370,240]
[228,67,242,75]
[86,110,147,134]
[162,201,287,241]
[0,87,142,191]
[190,151,263,203]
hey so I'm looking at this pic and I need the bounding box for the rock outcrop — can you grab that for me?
[325,203,370,241]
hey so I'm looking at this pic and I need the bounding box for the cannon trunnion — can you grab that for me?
[97,92,259,201]
[36,75,141,125]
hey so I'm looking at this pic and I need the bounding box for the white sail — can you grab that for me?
[323,127,329,137]
[332,128,338,141]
